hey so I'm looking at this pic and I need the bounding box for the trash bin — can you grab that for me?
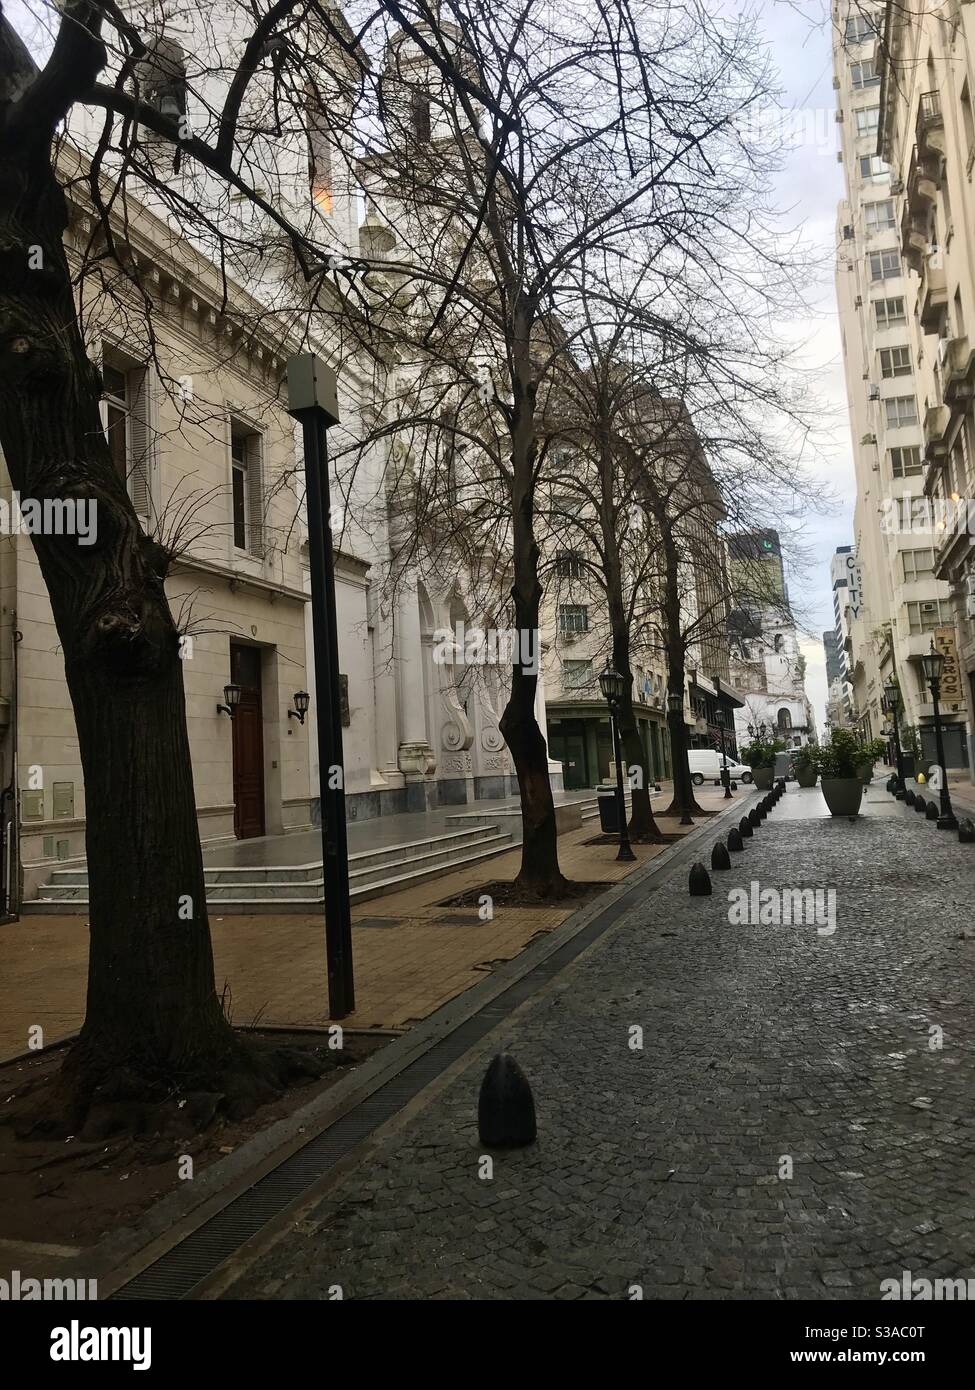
[597,783,620,833]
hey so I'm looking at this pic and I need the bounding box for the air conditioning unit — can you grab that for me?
[854,295,863,307]
[835,110,844,122]
[833,76,841,90]
[921,601,938,613]
[868,384,880,400]
[861,432,877,444]
[843,225,854,239]
[890,177,904,195]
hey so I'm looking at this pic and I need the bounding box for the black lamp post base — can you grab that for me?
[616,841,637,862]
[938,814,958,831]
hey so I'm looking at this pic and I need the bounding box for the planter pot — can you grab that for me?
[752,767,774,790]
[820,777,864,818]
[857,761,874,784]
[795,765,817,788]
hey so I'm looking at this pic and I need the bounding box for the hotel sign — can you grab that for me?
[934,626,963,705]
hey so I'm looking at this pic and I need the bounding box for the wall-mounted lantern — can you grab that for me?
[216,683,242,717]
[288,690,311,725]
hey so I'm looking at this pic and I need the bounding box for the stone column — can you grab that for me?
[396,577,436,800]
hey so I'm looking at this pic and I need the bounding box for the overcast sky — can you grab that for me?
[761,0,857,732]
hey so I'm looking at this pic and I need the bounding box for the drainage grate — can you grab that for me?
[110,820,712,1300]
[352,917,404,929]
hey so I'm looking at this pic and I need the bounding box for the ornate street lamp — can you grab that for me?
[216,682,242,717]
[288,690,311,725]
[920,641,957,829]
[882,677,905,798]
[598,661,636,861]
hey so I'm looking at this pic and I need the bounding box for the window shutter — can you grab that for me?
[127,365,152,519]
[246,433,264,557]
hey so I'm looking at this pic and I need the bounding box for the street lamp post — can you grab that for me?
[714,675,732,799]
[920,641,958,830]
[287,354,355,1018]
[882,677,905,799]
[598,661,636,861]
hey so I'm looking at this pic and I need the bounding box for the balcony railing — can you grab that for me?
[919,90,942,123]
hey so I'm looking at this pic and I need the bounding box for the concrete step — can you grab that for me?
[25,824,515,915]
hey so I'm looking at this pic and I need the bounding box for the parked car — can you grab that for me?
[687,749,753,785]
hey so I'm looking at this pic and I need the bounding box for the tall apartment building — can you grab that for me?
[833,0,971,767]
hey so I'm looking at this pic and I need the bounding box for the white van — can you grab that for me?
[686,749,753,785]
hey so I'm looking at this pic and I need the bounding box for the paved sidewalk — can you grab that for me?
[0,787,738,1057]
[218,783,975,1300]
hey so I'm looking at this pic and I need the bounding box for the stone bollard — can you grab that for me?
[958,819,975,843]
[727,827,744,852]
[711,841,732,871]
[914,796,927,814]
[478,1053,537,1148]
[925,802,939,821]
[886,776,898,795]
[905,790,916,807]
[748,807,762,827]
[739,816,754,838]
[689,862,712,896]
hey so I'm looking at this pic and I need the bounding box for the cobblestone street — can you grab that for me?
[218,786,975,1300]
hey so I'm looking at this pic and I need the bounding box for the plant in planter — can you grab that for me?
[857,737,888,783]
[812,728,866,817]
[792,743,818,788]
[740,736,786,790]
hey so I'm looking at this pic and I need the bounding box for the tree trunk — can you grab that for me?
[498,338,568,899]
[0,60,288,1132]
[610,619,662,843]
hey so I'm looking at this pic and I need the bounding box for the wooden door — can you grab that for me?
[230,643,265,838]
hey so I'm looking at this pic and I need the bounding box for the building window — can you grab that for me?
[874,296,906,328]
[230,423,264,557]
[777,707,792,731]
[859,154,889,180]
[889,445,922,477]
[907,599,951,633]
[556,550,585,579]
[850,58,880,89]
[412,93,431,142]
[962,80,975,160]
[558,604,589,635]
[902,548,935,581]
[884,395,918,429]
[308,125,333,214]
[896,496,931,528]
[869,250,901,281]
[864,199,895,232]
[854,106,880,138]
[846,12,878,44]
[101,353,152,517]
[564,659,592,690]
[879,346,912,378]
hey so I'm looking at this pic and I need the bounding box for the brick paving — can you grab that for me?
[0,788,736,1056]
[219,783,975,1300]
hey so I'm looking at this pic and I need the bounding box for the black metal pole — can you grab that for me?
[610,705,636,862]
[890,700,905,798]
[297,407,355,1016]
[929,680,957,830]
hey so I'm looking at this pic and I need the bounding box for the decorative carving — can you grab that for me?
[398,740,437,776]
[480,725,505,752]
